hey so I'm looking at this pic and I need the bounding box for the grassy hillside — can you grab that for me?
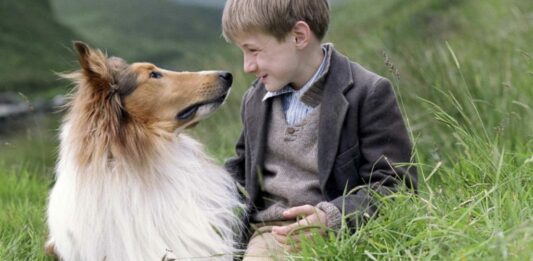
[0,0,77,97]
[327,0,532,157]
[50,0,229,70]
[0,0,230,97]
[0,0,532,259]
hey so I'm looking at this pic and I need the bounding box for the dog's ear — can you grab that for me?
[72,41,114,91]
[74,41,97,73]
[74,41,90,65]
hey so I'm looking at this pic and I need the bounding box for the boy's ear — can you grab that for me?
[292,21,312,48]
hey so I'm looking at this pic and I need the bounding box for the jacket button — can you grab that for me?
[287,127,295,134]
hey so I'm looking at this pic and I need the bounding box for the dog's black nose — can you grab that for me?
[219,72,233,86]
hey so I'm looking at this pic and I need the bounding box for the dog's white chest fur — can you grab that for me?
[47,124,241,261]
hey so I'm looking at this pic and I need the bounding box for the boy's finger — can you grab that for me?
[275,217,315,235]
[272,232,289,244]
[283,205,315,218]
[273,222,297,235]
[271,226,286,235]
[273,229,325,251]
[273,231,303,246]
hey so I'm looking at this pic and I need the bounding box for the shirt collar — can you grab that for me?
[262,85,293,101]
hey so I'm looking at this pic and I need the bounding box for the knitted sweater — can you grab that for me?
[253,99,341,228]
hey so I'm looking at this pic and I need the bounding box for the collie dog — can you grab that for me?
[46,42,243,260]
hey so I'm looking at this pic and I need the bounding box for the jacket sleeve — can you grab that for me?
[330,78,417,230]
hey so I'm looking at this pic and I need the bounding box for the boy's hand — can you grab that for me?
[271,205,327,246]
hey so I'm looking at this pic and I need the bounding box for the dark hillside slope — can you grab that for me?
[51,0,226,70]
[0,0,77,96]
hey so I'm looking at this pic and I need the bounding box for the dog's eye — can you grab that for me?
[149,71,163,79]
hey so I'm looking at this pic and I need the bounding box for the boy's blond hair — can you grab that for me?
[222,0,330,42]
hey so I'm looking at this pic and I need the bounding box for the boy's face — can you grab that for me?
[233,32,300,92]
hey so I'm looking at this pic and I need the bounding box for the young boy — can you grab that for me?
[222,0,417,259]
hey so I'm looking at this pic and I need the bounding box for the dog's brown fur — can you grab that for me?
[46,43,236,259]
[61,42,229,169]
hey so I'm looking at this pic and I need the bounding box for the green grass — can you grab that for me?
[0,114,60,170]
[0,166,54,260]
[1,0,532,259]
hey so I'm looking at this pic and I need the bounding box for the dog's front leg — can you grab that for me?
[44,238,58,259]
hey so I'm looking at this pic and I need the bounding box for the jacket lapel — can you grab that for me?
[244,85,271,199]
[249,95,270,168]
[318,48,353,190]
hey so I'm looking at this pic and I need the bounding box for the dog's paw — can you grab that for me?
[44,240,57,257]
[161,248,176,261]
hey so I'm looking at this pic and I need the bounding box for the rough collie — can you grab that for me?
[46,42,243,260]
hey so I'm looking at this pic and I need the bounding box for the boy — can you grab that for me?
[222,0,417,259]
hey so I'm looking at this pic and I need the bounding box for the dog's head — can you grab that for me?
[69,41,232,133]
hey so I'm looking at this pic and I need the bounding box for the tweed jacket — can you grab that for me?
[225,46,417,232]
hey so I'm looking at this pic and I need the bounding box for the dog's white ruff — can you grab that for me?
[47,122,242,261]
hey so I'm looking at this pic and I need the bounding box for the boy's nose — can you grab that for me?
[243,57,257,74]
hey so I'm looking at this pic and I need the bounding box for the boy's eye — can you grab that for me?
[149,71,163,79]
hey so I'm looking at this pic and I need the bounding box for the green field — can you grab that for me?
[1,0,532,260]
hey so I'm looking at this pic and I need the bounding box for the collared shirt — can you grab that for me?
[262,46,329,126]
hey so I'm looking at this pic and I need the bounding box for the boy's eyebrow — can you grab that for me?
[239,44,253,51]
[241,42,258,48]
